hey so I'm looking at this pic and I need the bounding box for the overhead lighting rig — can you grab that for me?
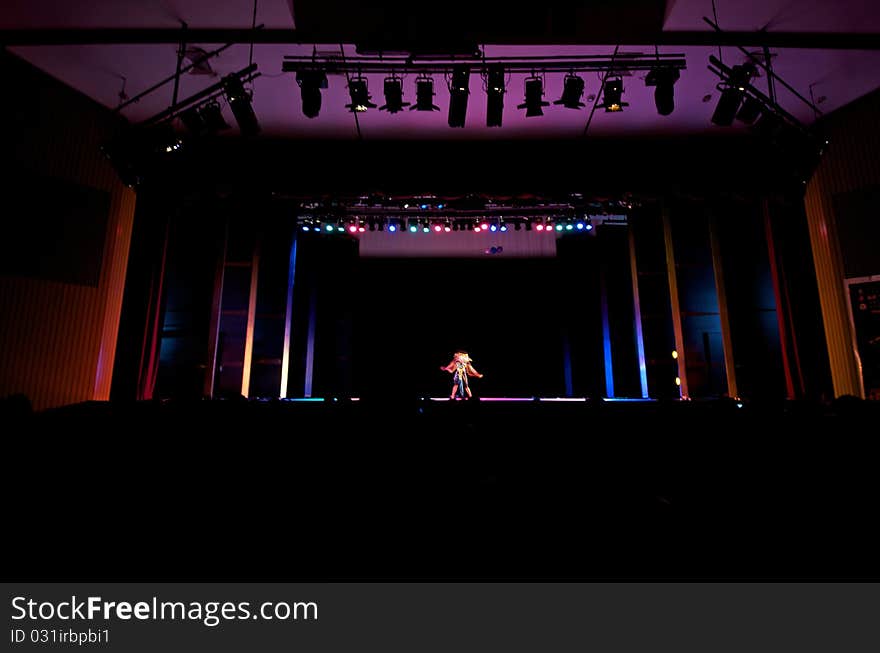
[282,51,686,77]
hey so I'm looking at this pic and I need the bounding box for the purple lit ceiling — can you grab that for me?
[4,0,880,139]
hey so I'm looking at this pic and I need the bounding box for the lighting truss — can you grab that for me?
[281,52,687,77]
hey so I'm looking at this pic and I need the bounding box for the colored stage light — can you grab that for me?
[480,223,489,231]
[379,76,409,113]
[489,224,497,232]
[600,78,628,113]
[448,65,470,128]
[325,224,334,232]
[348,225,358,233]
[576,222,585,230]
[223,75,261,136]
[434,224,442,232]
[554,74,585,109]
[585,223,593,231]
[412,77,440,112]
[388,224,397,232]
[565,223,573,230]
[535,224,544,231]
[486,64,505,127]
[645,67,679,116]
[518,76,550,117]
[296,69,328,119]
[711,64,755,126]
[346,77,376,113]
[555,224,564,231]
[409,224,418,233]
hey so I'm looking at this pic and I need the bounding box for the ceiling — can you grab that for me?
[4,0,880,139]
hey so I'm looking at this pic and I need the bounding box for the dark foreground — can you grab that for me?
[3,397,878,580]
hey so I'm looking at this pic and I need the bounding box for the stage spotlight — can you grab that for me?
[325,224,334,232]
[409,222,418,233]
[412,77,440,112]
[518,76,550,117]
[448,65,470,128]
[535,223,544,231]
[565,223,574,231]
[555,224,564,231]
[200,101,230,132]
[296,70,328,119]
[388,223,397,232]
[181,101,230,137]
[576,221,585,230]
[345,77,376,113]
[554,74,585,109]
[711,64,755,126]
[599,78,628,112]
[379,76,409,113]
[486,64,505,127]
[223,75,260,137]
[736,96,763,124]
[712,90,743,126]
[179,106,206,136]
[645,67,679,116]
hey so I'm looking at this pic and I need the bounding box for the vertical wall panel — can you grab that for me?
[0,53,135,411]
[804,89,880,398]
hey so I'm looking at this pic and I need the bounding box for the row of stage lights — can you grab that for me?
[295,64,680,127]
[301,218,596,233]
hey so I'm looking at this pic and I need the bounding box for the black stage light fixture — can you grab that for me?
[223,75,260,136]
[346,77,376,113]
[645,67,680,116]
[554,73,585,109]
[486,64,505,127]
[412,77,440,111]
[448,65,470,127]
[517,76,550,117]
[379,76,409,113]
[599,77,628,112]
[711,63,755,126]
[200,101,230,132]
[181,101,230,137]
[179,106,206,136]
[736,95,763,124]
[296,69,328,119]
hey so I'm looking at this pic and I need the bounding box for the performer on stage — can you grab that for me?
[440,351,484,400]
